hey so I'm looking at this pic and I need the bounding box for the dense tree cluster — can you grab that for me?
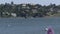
[0,2,60,18]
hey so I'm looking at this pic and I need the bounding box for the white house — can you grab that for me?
[11,13,17,17]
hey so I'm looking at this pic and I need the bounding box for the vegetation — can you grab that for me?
[0,2,60,18]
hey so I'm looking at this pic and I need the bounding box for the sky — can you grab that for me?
[0,0,60,5]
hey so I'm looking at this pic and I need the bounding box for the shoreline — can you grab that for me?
[0,16,60,19]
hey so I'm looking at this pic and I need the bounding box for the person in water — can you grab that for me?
[45,26,54,34]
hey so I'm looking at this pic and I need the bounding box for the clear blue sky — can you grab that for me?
[0,0,60,5]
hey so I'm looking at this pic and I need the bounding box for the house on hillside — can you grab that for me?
[11,13,17,17]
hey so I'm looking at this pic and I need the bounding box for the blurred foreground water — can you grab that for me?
[0,17,60,34]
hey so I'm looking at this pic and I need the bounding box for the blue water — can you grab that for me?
[0,17,60,34]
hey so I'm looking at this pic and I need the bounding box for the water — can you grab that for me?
[0,17,60,34]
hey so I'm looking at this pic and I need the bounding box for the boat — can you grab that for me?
[45,26,54,34]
